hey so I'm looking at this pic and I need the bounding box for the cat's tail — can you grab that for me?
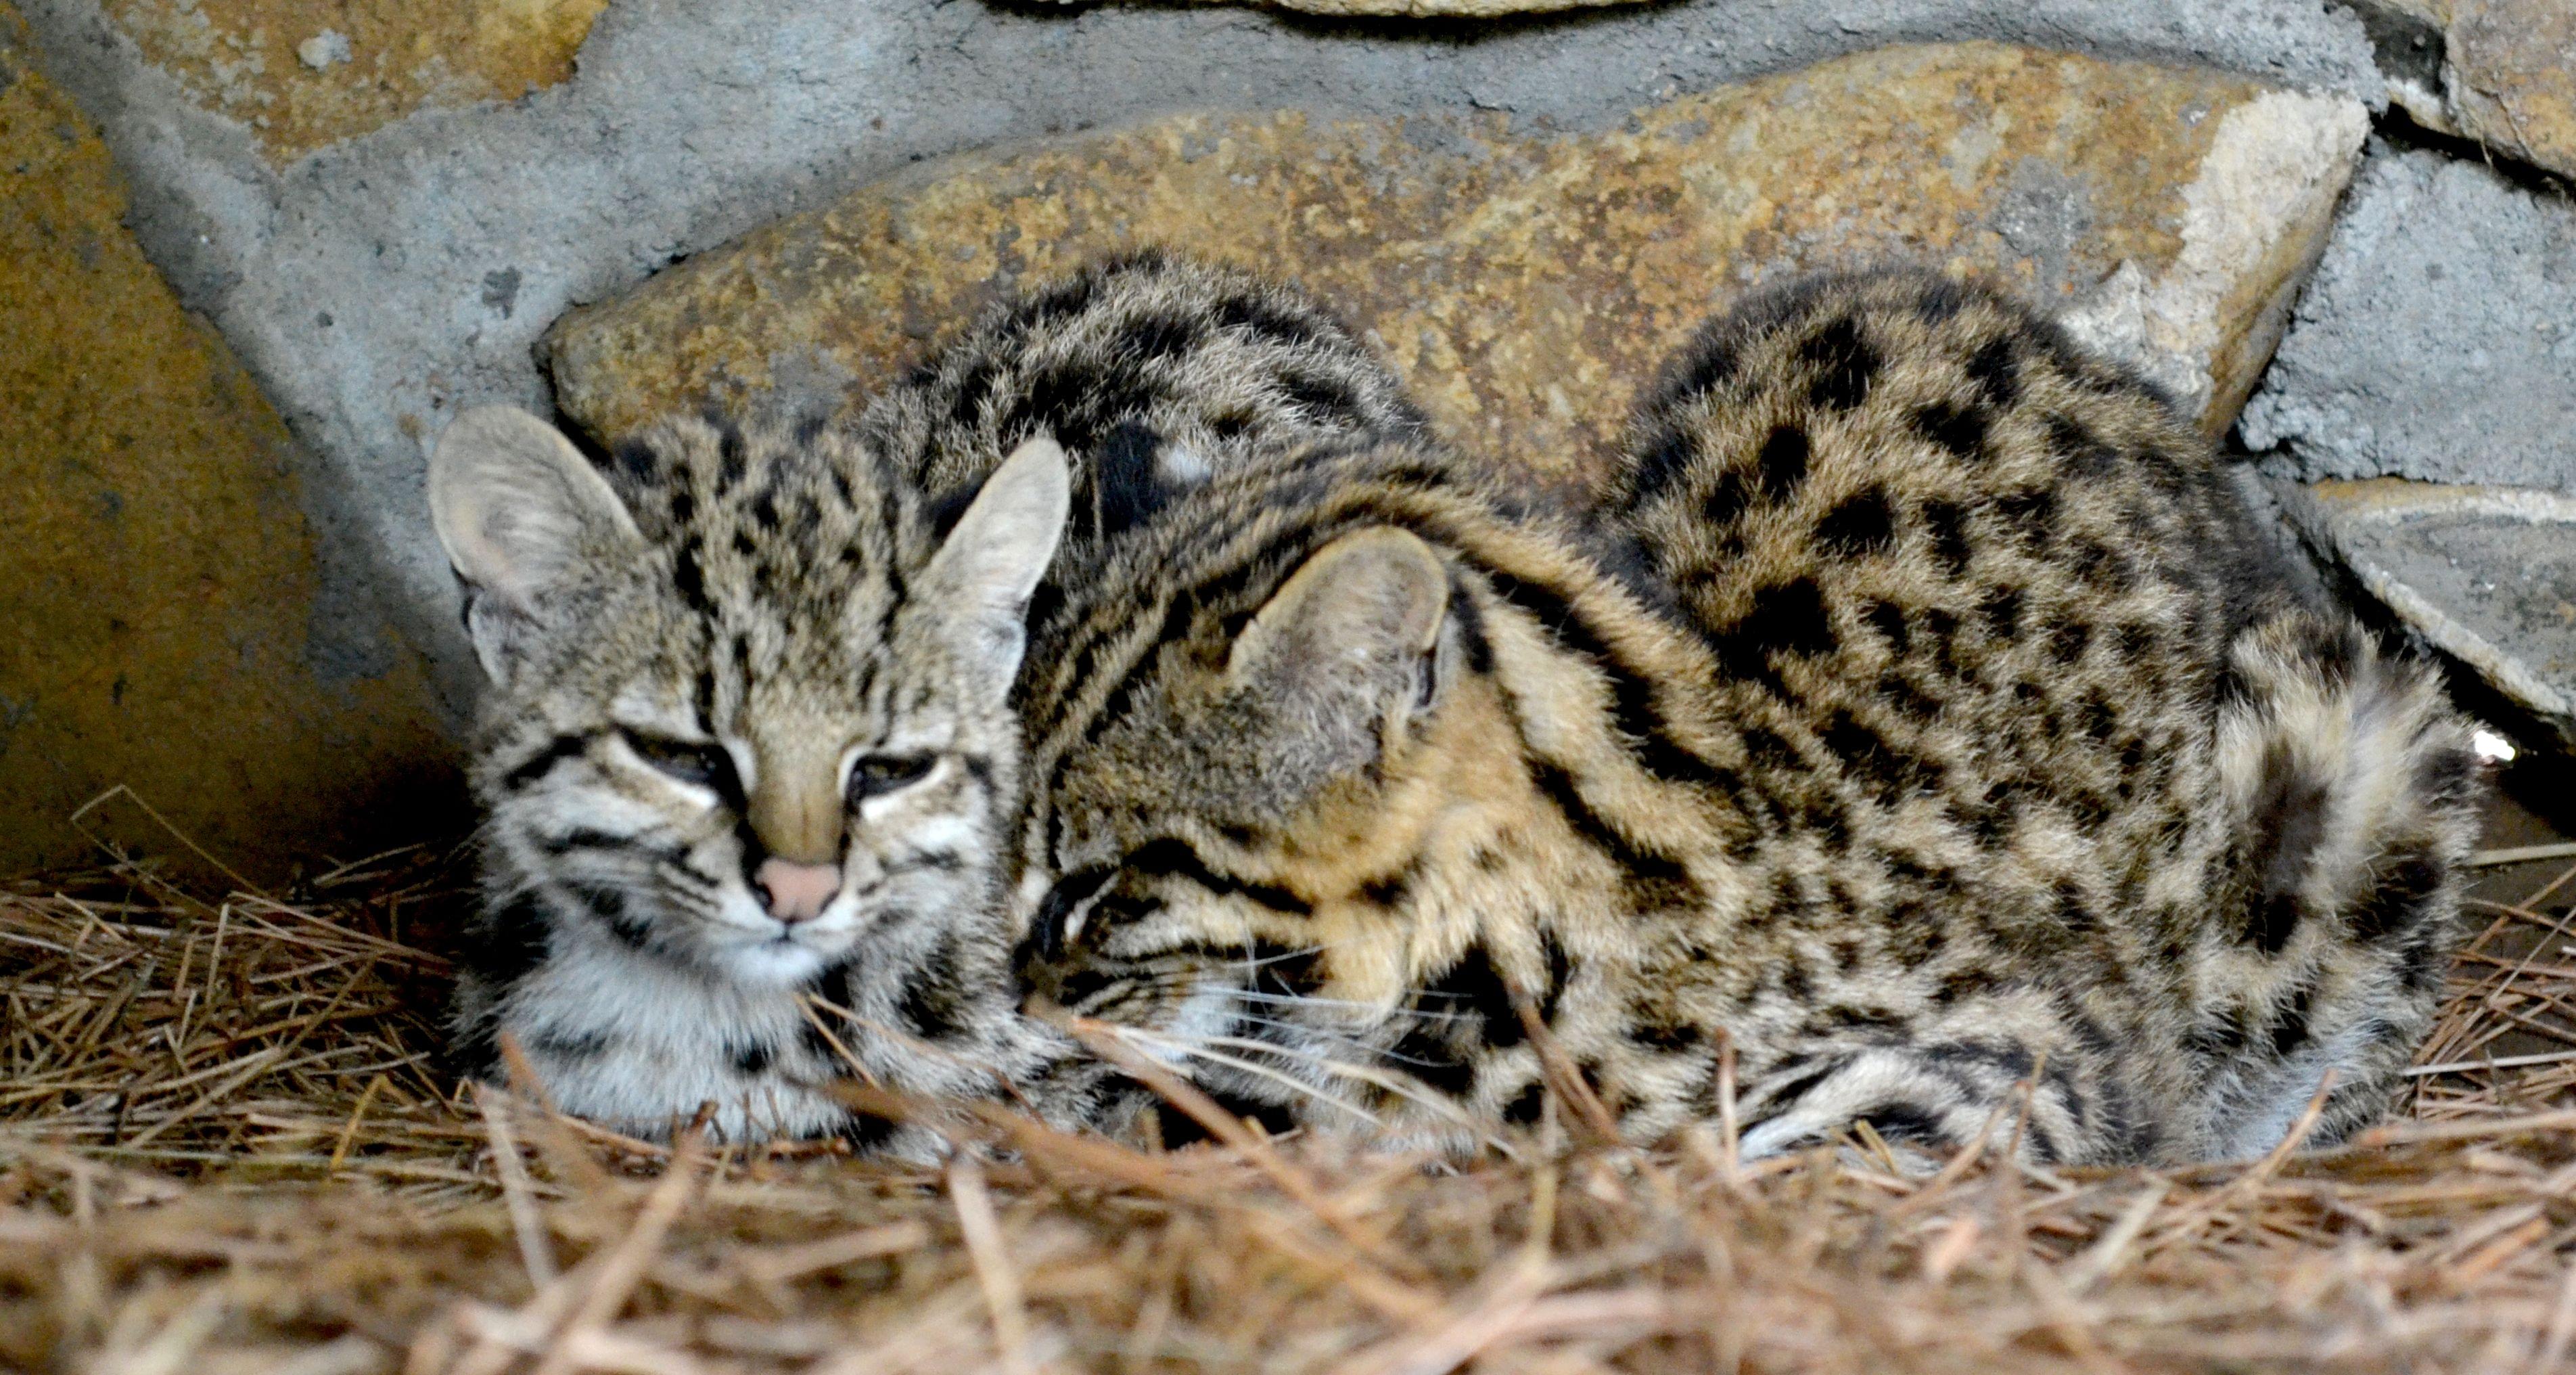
[2192,607,2487,1157]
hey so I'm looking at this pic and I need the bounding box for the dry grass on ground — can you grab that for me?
[5,847,2576,1374]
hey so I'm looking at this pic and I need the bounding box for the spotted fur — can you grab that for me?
[1008,269,2485,1164]
[862,248,1427,561]
[430,254,1421,1146]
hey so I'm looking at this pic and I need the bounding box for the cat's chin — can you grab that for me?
[712,937,835,990]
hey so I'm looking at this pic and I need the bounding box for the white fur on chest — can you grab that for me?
[499,930,848,1140]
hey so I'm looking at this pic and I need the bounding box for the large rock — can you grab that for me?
[1162,0,1640,13]
[2359,0,2576,183]
[97,0,609,160]
[2240,149,2576,493]
[547,43,2365,487]
[2281,480,2576,753]
[0,1,453,876]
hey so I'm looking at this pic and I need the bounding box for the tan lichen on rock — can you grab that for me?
[2442,0,2576,183]
[546,43,2353,489]
[101,0,610,160]
[2061,90,2368,432]
[1,1,453,876]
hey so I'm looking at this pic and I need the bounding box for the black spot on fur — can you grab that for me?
[712,417,748,491]
[1966,336,2020,409]
[1922,501,1972,576]
[612,439,659,484]
[1700,470,1749,528]
[1756,426,1810,499]
[1911,401,1987,462]
[2046,413,2116,474]
[1705,578,1835,692]
[1799,315,1880,411]
[1502,1081,1548,1126]
[1817,487,1896,556]
[1996,487,2058,550]
[731,1041,775,1075]
[1979,585,2023,639]
[572,883,651,950]
[2353,851,2444,943]
[1629,1018,1701,1052]
[1864,600,1911,653]
[841,1106,902,1152]
[1115,312,1201,363]
[472,895,551,991]
[1212,291,1327,347]
[897,939,969,1041]
[1277,369,1360,420]
[1661,332,1738,404]
[2048,621,2093,666]
[2244,742,2332,953]
[1630,424,1697,499]
[800,963,857,1061]
[2269,983,2315,1057]
[1092,420,1166,538]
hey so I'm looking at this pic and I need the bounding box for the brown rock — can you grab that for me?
[2441,1,2576,183]
[101,0,610,160]
[545,43,2365,491]
[2366,0,2576,182]
[1,2,454,878]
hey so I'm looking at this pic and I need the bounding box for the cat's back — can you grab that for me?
[1609,271,2271,869]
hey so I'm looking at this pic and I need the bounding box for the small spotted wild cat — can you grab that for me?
[427,254,1421,1144]
[1007,268,2485,1164]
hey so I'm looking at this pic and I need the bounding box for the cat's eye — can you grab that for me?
[620,729,731,790]
[847,752,936,803]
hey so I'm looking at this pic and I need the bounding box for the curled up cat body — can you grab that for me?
[1007,269,2486,1165]
[427,254,1424,1147]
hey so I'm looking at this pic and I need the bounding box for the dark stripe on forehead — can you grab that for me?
[1123,836,1313,916]
[502,733,593,790]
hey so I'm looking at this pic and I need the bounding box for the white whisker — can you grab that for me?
[1108,1025,1387,1128]
[1177,1032,1517,1156]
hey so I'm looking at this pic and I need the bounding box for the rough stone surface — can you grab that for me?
[98,0,608,160]
[1196,0,1642,14]
[2240,148,2576,492]
[10,0,2383,707]
[2441,1,2576,182]
[2282,480,2576,752]
[2353,0,2576,182]
[550,44,2362,493]
[0,1,454,876]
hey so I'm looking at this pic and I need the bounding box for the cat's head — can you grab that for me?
[1003,452,1572,1131]
[430,405,1067,990]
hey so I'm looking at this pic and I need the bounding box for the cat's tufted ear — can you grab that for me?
[428,405,643,681]
[1226,526,1450,769]
[919,436,1071,692]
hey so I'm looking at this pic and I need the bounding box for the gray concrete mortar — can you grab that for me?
[2241,144,2576,493]
[13,0,2382,715]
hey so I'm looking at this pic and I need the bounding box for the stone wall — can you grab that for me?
[0,0,2567,872]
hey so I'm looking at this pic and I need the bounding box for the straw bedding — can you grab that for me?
[6,844,2576,1374]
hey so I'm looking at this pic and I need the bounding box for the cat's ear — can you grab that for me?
[428,406,641,681]
[1226,526,1450,765]
[920,436,1071,686]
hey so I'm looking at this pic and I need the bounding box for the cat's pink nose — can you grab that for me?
[755,859,842,924]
